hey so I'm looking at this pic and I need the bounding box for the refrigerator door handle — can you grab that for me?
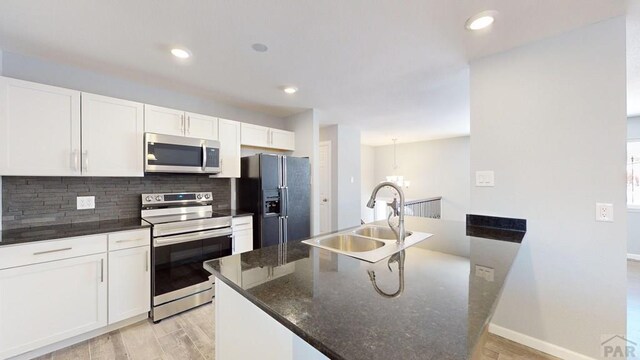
[278,216,283,245]
[277,155,283,188]
[283,216,288,243]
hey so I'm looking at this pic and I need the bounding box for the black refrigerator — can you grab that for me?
[237,154,311,249]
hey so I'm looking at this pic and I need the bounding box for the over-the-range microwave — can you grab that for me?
[144,133,221,174]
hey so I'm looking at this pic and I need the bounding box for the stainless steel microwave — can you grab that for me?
[144,133,221,174]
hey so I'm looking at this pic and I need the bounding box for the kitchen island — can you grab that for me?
[204,216,524,360]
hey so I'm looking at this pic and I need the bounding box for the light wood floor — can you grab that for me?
[35,260,640,360]
[34,303,214,360]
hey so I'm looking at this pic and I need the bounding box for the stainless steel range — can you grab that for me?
[141,192,232,322]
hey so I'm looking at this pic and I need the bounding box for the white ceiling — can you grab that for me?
[0,1,631,145]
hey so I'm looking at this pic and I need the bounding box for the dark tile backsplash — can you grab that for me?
[2,175,231,229]
[466,214,527,243]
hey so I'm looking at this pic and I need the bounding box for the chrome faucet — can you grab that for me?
[366,181,406,244]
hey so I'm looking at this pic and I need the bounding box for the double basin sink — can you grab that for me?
[302,225,433,263]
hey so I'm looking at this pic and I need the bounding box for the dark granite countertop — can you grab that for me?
[0,218,150,246]
[204,217,523,360]
[214,209,253,218]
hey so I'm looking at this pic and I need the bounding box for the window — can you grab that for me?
[628,140,640,208]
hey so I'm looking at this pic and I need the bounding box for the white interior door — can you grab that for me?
[319,141,332,233]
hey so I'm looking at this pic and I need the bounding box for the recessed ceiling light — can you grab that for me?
[283,87,298,94]
[252,43,268,52]
[171,48,191,59]
[465,11,497,31]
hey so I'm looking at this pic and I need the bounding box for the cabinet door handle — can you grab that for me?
[181,115,185,134]
[231,234,236,253]
[33,247,72,256]
[145,250,149,272]
[100,258,104,283]
[71,150,79,172]
[115,239,140,243]
[82,150,89,172]
[187,116,191,135]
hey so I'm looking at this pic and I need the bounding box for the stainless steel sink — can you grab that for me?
[302,225,433,263]
[353,226,412,240]
[316,235,384,252]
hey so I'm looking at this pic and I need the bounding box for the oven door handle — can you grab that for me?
[154,228,232,247]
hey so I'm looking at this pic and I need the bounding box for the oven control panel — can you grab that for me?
[142,192,212,206]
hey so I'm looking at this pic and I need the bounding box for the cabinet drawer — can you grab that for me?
[0,234,107,270]
[232,216,253,228]
[108,229,151,251]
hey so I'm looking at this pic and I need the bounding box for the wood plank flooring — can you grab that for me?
[35,260,640,360]
[34,303,214,360]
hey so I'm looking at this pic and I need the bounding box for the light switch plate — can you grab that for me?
[475,171,495,187]
[475,265,495,282]
[77,196,95,210]
[595,203,613,222]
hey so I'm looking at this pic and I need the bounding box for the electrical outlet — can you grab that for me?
[77,196,95,210]
[475,265,495,282]
[475,171,495,187]
[596,203,613,222]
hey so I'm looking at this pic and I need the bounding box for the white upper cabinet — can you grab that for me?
[215,118,241,178]
[270,128,295,151]
[144,104,185,137]
[241,123,271,148]
[145,105,218,140]
[240,123,295,151]
[0,76,81,176]
[185,112,218,140]
[82,93,144,177]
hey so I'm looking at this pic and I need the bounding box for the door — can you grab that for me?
[185,112,218,140]
[241,123,270,148]
[284,156,311,242]
[270,129,295,151]
[319,141,332,233]
[82,93,144,177]
[215,119,241,178]
[232,229,253,254]
[153,231,232,303]
[144,104,185,137]
[0,76,81,176]
[108,246,150,324]
[0,254,107,359]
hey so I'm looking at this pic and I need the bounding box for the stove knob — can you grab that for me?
[145,196,153,202]
[204,194,211,199]
[155,195,162,201]
[197,194,203,200]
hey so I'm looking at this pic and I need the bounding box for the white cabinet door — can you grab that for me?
[270,129,296,151]
[144,104,185,137]
[108,246,150,324]
[241,123,270,148]
[186,112,218,140]
[233,228,253,254]
[0,253,107,359]
[0,76,81,176]
[81,93,144,177]
[215,119,241,178]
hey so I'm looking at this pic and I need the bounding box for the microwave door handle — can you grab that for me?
[202,144,207,171]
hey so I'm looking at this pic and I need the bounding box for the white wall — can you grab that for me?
[360,145,376,223]
[1,51,286,129]
[320,124,361,231]
[285,110,320,235]
[471,17,627,359]
[629,116,640,256]
[372,136,470,222]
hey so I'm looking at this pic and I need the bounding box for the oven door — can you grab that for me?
[145,133,220,174]
[152,227,232,305]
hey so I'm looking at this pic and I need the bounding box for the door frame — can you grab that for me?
[319,141,332,233]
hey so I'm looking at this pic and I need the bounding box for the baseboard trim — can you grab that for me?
[488,323,596,360]
[628,253,640,261]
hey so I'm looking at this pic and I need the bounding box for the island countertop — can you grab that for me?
[204,217,523,360]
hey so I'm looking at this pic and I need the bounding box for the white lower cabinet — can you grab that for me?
[232,216,253,254]
[108,245,150,324]
[0,253,107,359]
